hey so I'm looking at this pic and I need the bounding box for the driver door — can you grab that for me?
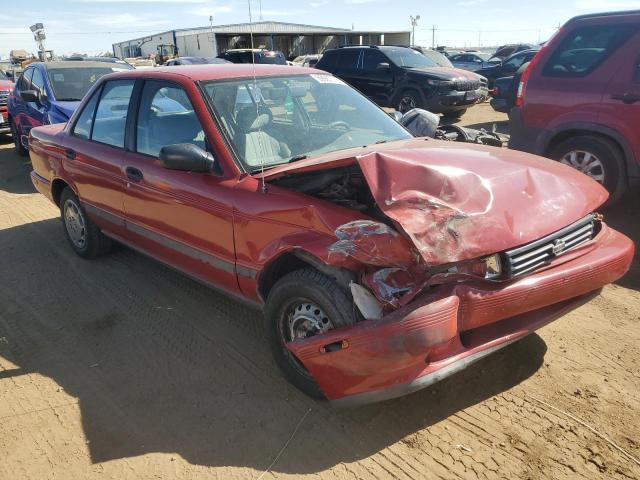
[120,80,239,295]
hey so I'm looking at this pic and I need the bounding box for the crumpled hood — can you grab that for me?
[262,139,608,265]
[356,143,608,264]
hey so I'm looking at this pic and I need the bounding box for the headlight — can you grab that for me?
[446,254,502,280]
[427,79,453,88]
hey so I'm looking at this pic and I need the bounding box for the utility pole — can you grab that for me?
[30,23,47,61]
[209,15,218,57]
[410,15,420,45]
[259,0,263,21]
[431,25,436,48]
[478,30,481,48]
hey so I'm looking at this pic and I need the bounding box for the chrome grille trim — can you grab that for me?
[0,90,9,106]
[504,214,597,278]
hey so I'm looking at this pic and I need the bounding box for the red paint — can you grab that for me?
[28,65,634,405]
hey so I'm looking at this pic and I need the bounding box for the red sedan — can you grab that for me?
[28,64,634,407]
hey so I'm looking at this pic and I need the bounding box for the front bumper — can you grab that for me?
[427,88,484,112]
[287,223,634,407]
[0,107,9,133]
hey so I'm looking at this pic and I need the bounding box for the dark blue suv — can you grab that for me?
[8,61,132,156]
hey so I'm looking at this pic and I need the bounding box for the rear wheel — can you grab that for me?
[10,118,28,157]
[60,188,111,258]
[265,268,357,398]
[550,135,626,205]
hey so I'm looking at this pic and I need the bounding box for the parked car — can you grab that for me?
[27,64,633,406]
[316,45,484,116]
[8,61,126,156]
[449,52,499,71]
[509,10,640,204]
[217,49,287,65]
[292,54,322,67]
[166,57,231,66]
[491,43,535,60]
[489,61,530,114]
[64,56,135,69]
[0,70,14,135]
[410,46,454,68]
[474,48,540,88]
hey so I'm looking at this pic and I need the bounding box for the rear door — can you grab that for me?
[63,79,135,237]
[120,80,239,295]
[353,49,394,106]
[334,49,362,91]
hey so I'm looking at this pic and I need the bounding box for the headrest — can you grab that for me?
[236,106,270,132]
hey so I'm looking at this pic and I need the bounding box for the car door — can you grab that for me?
[598,28,640,171]
[120,79,239,295]
[354,49,394,106]
[11,67,34,144]
[23,66,48,131]
[334,49,363,92]
[63,79,135,238]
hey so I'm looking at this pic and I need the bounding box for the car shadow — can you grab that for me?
[0,142,35,195]
[603,189,640,291]
[0,217,548,474]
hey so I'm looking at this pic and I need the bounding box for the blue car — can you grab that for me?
[8,61,132,156]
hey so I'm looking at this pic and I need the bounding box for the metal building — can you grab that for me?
[112,21,410,60]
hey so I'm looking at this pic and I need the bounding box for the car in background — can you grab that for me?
[64,56,134,69]
[316,45,484,117]
[217,49,287,65]
[491,43,535,60]
[8,61,126,156]
[509,10,640,204]
[449,52,499,71]
[474,48,540,88]
[166,57,231,66]
[292,54,322,67]
[27,64,633,406]
[409,46,454,67]
[0,70,14,135]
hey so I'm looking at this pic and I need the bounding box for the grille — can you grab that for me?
[453,80,480,91]
[0,90,9,106]
[504,214,597,278]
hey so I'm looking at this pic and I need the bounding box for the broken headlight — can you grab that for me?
[447,254,502,280]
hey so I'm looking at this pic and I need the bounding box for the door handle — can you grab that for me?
[64,148,76,160]
[125,166,143,182]
[611,93,640,104]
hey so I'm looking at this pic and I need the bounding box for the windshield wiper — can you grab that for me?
[287,154,308,163]
[375,140,388,144]
[56,98,81,101]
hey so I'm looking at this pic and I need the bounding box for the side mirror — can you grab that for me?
[376,62,390,71]
[159,144,217,173]
[20,90,39,103]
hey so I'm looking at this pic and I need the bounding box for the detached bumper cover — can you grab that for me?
[287,224,633,406]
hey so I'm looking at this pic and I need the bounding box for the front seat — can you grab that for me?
[235,106,290,167]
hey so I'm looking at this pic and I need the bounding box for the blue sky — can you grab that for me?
[1,0,638,58]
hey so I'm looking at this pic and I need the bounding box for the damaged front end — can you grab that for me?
[265,141,633,405]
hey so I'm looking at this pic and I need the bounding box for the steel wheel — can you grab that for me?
[560,150,605,184]
[63,199,87,249]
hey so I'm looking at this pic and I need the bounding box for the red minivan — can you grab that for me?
[509,10,640,204]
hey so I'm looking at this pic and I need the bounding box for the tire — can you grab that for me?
[10,118,28,157]
[59,188,111,258]
[550,135,626,205]
[396,89,422,114]
[265,268,357,399]
[444,108,467,119]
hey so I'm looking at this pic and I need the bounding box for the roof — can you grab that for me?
[29,61,125,70]
[569,9,640,22]
[101,64,317,82]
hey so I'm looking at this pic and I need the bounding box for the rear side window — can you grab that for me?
[543,24,635,77]
[338,50,361,69]
[17,69,33,91]
[72,89,101,139]
[317,50,337,69]
[30,68,45,93]
[91,80,135,148]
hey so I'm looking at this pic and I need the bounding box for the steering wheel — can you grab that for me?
[327,120,351,131]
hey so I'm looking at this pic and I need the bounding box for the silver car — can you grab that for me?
[449,52,498,71]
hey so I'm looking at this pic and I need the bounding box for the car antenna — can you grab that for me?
[247,0,267,194]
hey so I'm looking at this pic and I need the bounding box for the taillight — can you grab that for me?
[515,28,562,107]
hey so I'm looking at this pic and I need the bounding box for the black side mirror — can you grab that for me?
[376,62,390,71]
[159,144,217,173]
[20,90,39,103]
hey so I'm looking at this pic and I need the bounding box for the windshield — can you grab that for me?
[383,47,438,68]
[47,67,119,101]
[203,74,411,172]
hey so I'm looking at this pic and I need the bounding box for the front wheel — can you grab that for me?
[10,119,28,157]
[265,268,357,398]
[396,90,422,114]
[550,135,626,205]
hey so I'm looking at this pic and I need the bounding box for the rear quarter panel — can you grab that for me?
[29,124,70,203]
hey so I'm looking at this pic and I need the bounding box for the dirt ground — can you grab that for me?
[0,103,639,480]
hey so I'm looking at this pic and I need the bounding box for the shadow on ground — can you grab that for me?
[0,140,34,195]
[604,189,640,291]
[0,215,548,474]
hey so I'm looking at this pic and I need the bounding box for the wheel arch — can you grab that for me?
[51,178,76,207]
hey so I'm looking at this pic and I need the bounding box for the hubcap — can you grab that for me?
[286,301,333,342]
[560,150,605,184]
[398,96,416,114]
[64,199,86,249]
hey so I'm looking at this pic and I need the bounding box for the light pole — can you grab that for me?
[410,15,420,46]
